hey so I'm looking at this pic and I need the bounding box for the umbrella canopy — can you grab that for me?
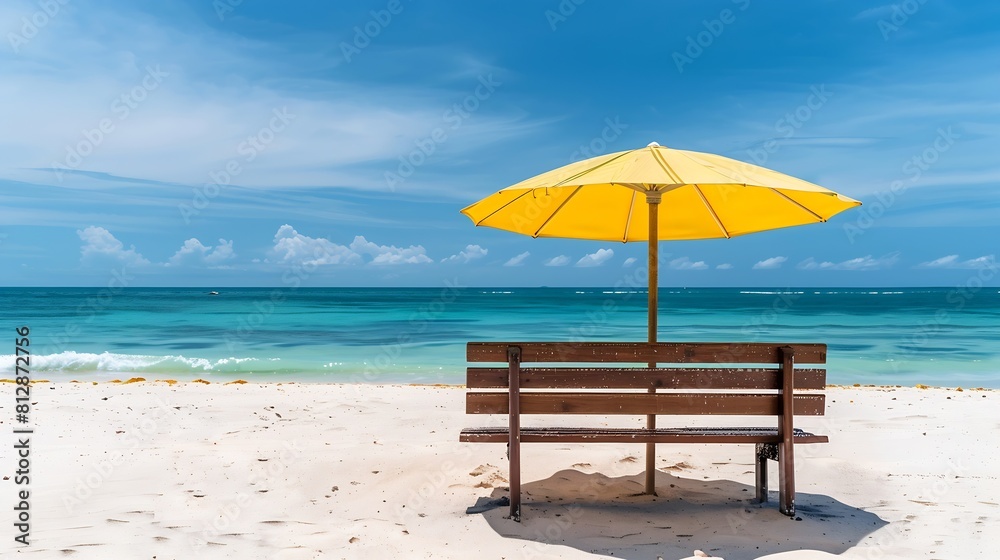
[461,142,860,242]
[460,142,861,495]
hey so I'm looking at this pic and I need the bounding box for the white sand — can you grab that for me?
[1,382,996,559]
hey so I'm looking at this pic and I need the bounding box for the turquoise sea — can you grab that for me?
[3,287,999,387]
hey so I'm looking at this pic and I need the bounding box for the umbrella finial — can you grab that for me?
[647,141,661,148]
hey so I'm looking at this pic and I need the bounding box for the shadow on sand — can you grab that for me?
[470,469,886,560]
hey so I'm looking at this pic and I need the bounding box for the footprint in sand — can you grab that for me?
[468,464,508,488]
[572,462,592,468]
[619,456,638,463]
[469,464,497,477]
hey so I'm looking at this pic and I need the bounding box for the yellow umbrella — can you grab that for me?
[460,141,861,494]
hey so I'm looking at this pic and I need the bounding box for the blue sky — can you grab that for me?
[2,0,999,287]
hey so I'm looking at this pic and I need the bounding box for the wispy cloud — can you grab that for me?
[752,256,787,270]
[917,254,997,269]
[669,257,708,270]
[0,2,545,196]
[622,257,638,267]
[716,263,733,270]
[798,253,901,271]
[544,255,570,267]
[853,5,895,20]
[503,251,530,267]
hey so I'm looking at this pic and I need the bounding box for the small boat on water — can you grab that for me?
[208,291,219,295]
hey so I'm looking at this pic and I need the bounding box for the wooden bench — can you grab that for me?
[459,342,829,521]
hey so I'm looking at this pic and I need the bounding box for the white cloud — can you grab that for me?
[622,257,638,267]
[349,236,432,265]
[441,244,487,263]
[544,255,571,267]
[504,251,530,267]
[799,253,900,271]
[77,226,149,266]
[271,225,432,266]
[716,263,733,270]
[205,239,235,265]
[752,256,788,270]
[272,225,360,266]
[917,254,997,269]
[669,257,708,270]
[576,248,614,267]
[168,238,235,267]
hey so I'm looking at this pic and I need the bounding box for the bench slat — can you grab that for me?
[467,342,826,364]
[466,392,825,416]
[466,367,826,390]
[459,426,829,444]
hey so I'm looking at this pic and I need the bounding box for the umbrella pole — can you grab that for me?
[645,193,660,496]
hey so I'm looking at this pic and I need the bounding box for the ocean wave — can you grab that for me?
[739,291,805,295]
[3,352,281,374]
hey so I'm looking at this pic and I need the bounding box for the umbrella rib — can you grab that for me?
[551,150,636,188]
[622,189,637,243]
[650,147,683,185]
[471,189,534,226]
[676,150,749,184]
[769,188,826,222]
[693,184,731,238]
[532,185,583,238]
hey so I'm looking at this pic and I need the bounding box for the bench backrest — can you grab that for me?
[466,342,827,417]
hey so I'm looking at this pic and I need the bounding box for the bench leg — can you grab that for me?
[778,442,795,516]
[754,443,770,503]
[508,442,521,522]
[777,346,796,516]
[507,346,522,522]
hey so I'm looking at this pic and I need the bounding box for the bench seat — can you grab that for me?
[460,426,828,444]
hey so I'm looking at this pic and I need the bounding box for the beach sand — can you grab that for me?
[1,382,996,559]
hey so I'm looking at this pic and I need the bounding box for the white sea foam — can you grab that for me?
[3,352,278,374]
[739,291,804,295]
